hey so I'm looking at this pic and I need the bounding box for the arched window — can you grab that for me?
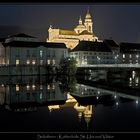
[89,26,91,32]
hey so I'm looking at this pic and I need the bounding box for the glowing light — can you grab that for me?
[52,84,55,90]
[97,91,100,95]
[47,84,50,90]
[136,54,139,58]
[114,95,117,99]
[40,85,43,90]
[32,84,36,90]
[47,60,50,65]
[40,93,43,100]
[26,60,30,64]
[116,102,119,106]
[26,85,30,90]
[16,59,19,65]
[136,100,139,104]
[96,96,99,100]
[32,60,36,65]
[16,84,19,92]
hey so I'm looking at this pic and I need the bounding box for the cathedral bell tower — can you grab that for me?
[84,10,93,33]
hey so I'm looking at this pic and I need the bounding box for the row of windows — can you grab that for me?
[16,59,56,65]
[122,54,139,59]
[16,84,55,92]
[72,52,111,55]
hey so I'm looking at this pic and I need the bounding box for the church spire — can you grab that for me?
[79,16,82,25]
[84,8,93,33]
[85,8,91,19]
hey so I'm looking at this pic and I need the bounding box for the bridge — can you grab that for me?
[71,84,140,102]
[77,64,140,70]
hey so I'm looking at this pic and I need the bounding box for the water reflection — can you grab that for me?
[0,70,140,131]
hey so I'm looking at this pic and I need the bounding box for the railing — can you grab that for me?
[77,64,140,68]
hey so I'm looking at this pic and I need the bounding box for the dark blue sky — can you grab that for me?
[0,4,140,43]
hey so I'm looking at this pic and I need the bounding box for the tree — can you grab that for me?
[59,57,77,75]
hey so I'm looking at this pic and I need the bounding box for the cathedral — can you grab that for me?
[47,10,99,49]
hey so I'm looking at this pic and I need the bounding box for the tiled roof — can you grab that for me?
[71,41,112,52]
[120,42,140,53]
[103,39,119,47]
[79,30,94,35]
[8,33,36,38]
[59,29,78,36]
[2,41,67,49]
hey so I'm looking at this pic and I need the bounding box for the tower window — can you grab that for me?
[89,26,91,32]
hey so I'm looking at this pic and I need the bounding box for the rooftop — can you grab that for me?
[59,29,78,36]
[120,42,140,52]
[7,33,36,38]
[71,41,112,52]
[2,41,67,49]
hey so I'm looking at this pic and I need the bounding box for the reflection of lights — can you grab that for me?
[32,60,36,65]
[32,85,36,90]
[132,71,135,75]
[1,84,4,87]
[136,100,139,104]
[40,85,43,90]
[16,84,19,92]
[129,77,132,82]
[47,85,50,90]
[135,77,139,84]
[81,92,83,95]
[52,84,55,90]
[136,83,138,86]
[136,54,139,58]
[26,60,30,64]
[96,96,99,100]
[132,71,136,79]
[97,91,100,95]
[26,85,30,90]
[123,54,125,58]
[116,102,119,106]
[114,95,117,99]
[40,93,43,100]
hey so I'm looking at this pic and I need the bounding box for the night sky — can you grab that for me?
[0,4,140,43]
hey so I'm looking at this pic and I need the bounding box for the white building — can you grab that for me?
[47,10,99,49]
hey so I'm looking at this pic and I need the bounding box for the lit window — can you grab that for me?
[26,85,30,90]
[52,84,55,90]
[16,59,19,65]
[32,60,36,65]
[47,84,50,90]
[26,60,30,65]
[47,59,50,65]
[32,84,36,90]
[40,60,43,65]
[40,50,43,57]
[16,84,19,92]
[40,85,43,90]
[40,92,43,100]
[123,54,125,58]
[52,59,55,65]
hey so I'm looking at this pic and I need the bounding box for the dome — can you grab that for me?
[76,24,86,29]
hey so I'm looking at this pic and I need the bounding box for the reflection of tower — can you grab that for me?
[83,105,93,129]
[74,103,86,122]
[48,105,60,113]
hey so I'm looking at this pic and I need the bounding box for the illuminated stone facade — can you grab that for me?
[47,10,99,49]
